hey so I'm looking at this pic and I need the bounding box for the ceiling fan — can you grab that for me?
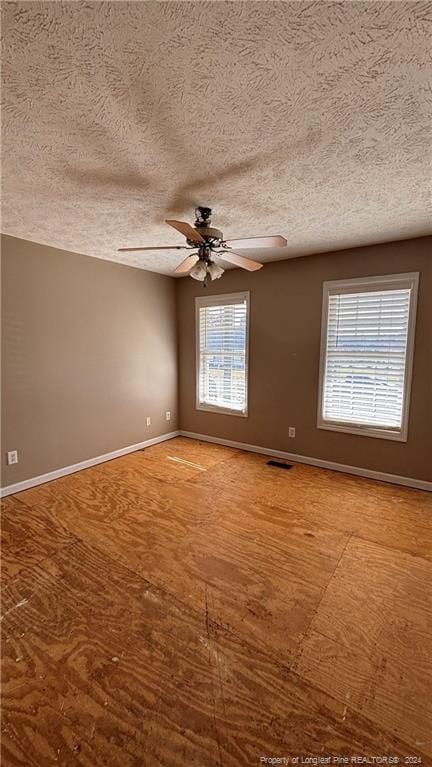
[118,206,287,285]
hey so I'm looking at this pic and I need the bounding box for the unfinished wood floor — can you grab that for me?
[2,437,432,766]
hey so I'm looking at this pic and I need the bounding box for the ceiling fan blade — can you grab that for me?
[174,254,199,274]
[224,235,287,249]
[220,251,263,271]
[166,220,205,243]
[215,248,291,262]
[117,245,188,252]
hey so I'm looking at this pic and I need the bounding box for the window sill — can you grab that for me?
[196,403,248,418]
[317,420,407,442]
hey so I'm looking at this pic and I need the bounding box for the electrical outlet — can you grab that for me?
[7,450,18,465]
[146,417,151,427]
[165,411,171,421]
[288,427,296,438]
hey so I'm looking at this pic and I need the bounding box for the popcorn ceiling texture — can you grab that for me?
[2,1,431,275]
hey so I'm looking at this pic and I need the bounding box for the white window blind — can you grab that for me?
[318,274,418,440]
[196,293,249,414]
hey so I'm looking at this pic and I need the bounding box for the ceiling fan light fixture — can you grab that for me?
[118,207,278,276]
[190,262,207,282]
[207,262,224,280]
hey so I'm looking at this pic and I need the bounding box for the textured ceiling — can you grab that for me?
[2,1,431,275]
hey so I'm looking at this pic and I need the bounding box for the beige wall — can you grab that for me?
[1,235,178,487]
[176,236,432,482]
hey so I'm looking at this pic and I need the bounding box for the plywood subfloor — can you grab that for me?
[2,437,431,766]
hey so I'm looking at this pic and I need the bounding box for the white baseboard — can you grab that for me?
[0,431,180,498]
[2,428,430,497]
[179,430,432,493]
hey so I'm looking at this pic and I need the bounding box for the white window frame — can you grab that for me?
[195,291,250,417]
[317,272,419,442]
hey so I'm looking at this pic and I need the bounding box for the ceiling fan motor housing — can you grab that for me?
[197,226,223,242]
[192,206,223,246]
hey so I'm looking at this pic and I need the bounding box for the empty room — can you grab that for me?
[1,1,431,765]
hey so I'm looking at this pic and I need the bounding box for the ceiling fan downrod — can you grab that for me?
[190,206,224,248]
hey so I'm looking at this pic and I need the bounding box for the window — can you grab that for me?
[318,273,419,441]
[196,292,249,416]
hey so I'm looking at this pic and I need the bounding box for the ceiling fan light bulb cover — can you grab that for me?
[207,262,224,280]
[190,263,207,281]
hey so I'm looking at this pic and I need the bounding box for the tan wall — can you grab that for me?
[176,236,432,482]
[1,235,178,487]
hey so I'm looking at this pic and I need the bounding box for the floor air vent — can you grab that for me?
[267,460,293,470]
